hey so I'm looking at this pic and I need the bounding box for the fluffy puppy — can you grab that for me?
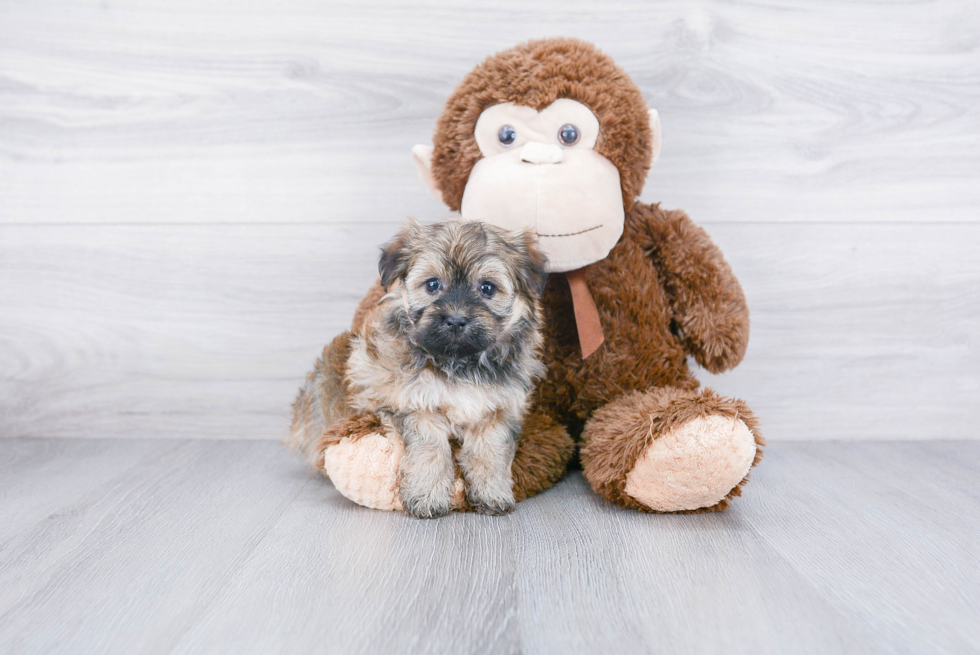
[344,220,547,518]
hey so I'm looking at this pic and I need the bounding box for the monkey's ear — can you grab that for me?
[412,144,443,202]
[378,222,418,291]
[649,108,662,167]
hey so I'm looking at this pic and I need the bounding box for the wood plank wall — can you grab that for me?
[1,0,978,440]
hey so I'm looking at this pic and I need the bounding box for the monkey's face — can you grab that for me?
[414,39,660,272]
[379,221,547,362]
[458,99,626,273]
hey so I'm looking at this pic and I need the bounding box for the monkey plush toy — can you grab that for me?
[289,38,764,514]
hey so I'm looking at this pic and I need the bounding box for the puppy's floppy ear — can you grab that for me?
[379,220,420,291]
[516,229,549,297]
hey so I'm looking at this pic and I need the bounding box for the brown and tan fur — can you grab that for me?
[423,38,763,511]
[292,38,763,513]
[292,220,548,518]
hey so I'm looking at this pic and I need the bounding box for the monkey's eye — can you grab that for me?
[479,281,497,298]
[425,278,442,294]
[498,125,517,147]
[558,124,580,146]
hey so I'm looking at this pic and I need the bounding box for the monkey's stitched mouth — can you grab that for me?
[536,224,603,238]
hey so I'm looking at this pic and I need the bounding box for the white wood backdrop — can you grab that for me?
[1,0,978,440]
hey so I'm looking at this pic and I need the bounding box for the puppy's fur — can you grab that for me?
[329,220,546,518]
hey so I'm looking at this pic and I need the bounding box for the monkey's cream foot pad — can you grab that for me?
[624,414,757,512]
[322,431,468,512]
[323,432,405,511]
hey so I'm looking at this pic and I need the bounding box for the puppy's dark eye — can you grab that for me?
[558,123,580,146]
[498,125,517,146]
[479,281,497,298]
[425,278,441,294]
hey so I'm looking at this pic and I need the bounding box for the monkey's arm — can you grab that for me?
[628,203,749,373]
[351,279,387,333]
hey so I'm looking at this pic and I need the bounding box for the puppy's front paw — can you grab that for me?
[466,488,516,516]
[400,488,453,519]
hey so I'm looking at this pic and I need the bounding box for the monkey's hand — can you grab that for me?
[628,203,750,373]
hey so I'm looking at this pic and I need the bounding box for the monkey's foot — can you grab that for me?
[581,387,764,512]
[323,427,405,511]
[319,409,574,513]
[319,413,467,512]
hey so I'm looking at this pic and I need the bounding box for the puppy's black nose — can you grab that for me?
[443,314,469,331]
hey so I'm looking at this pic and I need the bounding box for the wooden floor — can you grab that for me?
[0,439,977,654]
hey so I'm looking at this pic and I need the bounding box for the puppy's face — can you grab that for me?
[379,221,547,361]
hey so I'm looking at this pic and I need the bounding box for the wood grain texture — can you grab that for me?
[739,441,980,654]
[1,0,979,442]
[0,438,977,654]
[0,222,393,440]
[1,0,978,225]
[0,438,182,543]
[2,222,977,441]
[703,222,980,439]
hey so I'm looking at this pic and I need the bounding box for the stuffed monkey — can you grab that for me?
[289,38,763,514]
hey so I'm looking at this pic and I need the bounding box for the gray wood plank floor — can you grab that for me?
[0,439,976,654]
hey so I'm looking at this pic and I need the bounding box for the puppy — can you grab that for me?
[345,220,547,518]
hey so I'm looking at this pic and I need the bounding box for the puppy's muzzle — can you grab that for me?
[442,313,469,334]
[421,308,490,359]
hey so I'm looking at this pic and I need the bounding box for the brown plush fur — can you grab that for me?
[425,38,761,511]
[432,38,653,213]
[529,202,751,425]
[351,282,386,334]
[333,199,760,509]
[580,387,764,513]
[317,411,386,452]
[511,410,576,502]
[291,37,761,512]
